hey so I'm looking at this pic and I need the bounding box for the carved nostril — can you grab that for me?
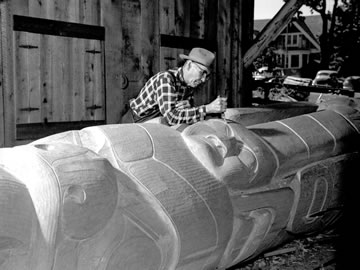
[64,185,86,204]
[33,144,55,151]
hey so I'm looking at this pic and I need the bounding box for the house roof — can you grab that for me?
[254,15,323,40]
[293,19,320,49]
[302,15,323,38]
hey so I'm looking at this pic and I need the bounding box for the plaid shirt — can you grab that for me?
[130,67,206,125]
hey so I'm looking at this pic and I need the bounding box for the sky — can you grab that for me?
[254,0,332,20]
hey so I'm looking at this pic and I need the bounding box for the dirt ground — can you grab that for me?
[232,233,337,270]
[227,225,351,270]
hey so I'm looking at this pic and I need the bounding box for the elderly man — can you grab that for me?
[122,47,227,125]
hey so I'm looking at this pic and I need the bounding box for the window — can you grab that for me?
[287,35,292,45]
[291,55,300,68]
[293,35,298,45]
[286,33,300,47]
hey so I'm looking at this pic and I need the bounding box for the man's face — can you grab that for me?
[184,61,210,88]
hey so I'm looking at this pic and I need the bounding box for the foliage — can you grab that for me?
[252,46,278,71]
[253,0,360,77]
[332,0,360,76]
[294,0,339,69]
[292,0,360,76]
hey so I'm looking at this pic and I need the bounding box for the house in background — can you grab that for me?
[254,15,322,77]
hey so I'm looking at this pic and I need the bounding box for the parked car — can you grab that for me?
[253,66,273,81]
[312,70,342,88]
[253,67,284,81]
[283,76,313,87]
[343,76,360,97]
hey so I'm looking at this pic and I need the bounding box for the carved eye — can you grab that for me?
[64,185,86,205]
[33,144,55,151]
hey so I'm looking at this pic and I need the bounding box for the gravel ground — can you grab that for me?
[227,228,347,270]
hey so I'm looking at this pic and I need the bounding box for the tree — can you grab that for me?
[252,46,278,71]
[286,0,339,69]
[332,0,360,76]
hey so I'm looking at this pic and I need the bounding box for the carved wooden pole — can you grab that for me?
[1,105,358,269]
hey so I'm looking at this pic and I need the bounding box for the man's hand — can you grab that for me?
[205,96,227,114]
[175,100,191,110]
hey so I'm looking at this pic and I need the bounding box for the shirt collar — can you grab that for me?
[177,67,187,86]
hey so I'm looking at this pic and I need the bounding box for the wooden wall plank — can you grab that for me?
[160,0,175,35]
[84,39,94,120]
[67,0,80,22]
[62,36,72,121]
[200,0,217,103]
[39,34,52,123]
[29,0,42,17]
[160,0,177,71]
[216,0,231,99]
[11,0,29,16]
[0,37,4,146]
[140,0,160,85]
[82,0,100,25]
[1,1,15,146]
[83,39,105,121]
[26,32,41,123]
[190,0,204,38]
[54,0,68,21]
[230,0,241,108]
[14,31,30,124]
[121,0,143,107]
[71,37,85,121]
[89,40,105,121]
[44,0,55,19]
[98,41,106,120]
[100,0,123,123]
[174,0,187,36]
[50,35,64,122]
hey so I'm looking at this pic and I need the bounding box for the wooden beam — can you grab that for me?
[13,15,105,40]
[243,0,306,68]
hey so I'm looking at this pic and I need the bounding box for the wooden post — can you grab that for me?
[234,0,254,107]
[216,0,231,102]
[0,0,15,147]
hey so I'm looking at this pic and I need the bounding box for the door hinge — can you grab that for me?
[19,44,39,49]
[20,107,39,112]
[86,50,101,54]
[86,105,102,110]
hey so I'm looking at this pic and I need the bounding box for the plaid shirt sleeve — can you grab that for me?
[156,73,206,125]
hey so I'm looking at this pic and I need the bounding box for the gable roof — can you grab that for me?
[302,15,322,38]
[293,19,320,49]
[254,15,323,40]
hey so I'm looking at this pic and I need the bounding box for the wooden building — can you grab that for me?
[0,0,306,147]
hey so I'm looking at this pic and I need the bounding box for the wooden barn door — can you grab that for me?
[13,15,105,141]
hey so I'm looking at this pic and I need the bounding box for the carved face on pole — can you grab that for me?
[182,121,257,189]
